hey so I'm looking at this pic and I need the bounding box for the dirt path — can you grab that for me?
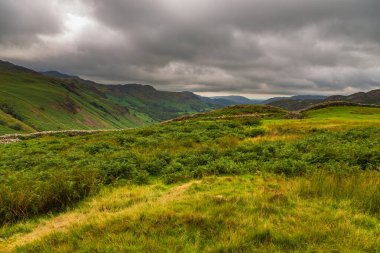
[0,181,199,252]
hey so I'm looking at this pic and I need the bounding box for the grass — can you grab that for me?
[304,106,380,120]
[0,109,35,135]
[299,171,380,215]
[0,104,379,252]
[1,175,379,252]
[263,106,380,136]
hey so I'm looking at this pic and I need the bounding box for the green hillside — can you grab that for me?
[0,108,34,135]
[304,105,380,120]
[98,84,220,121]
[0,61,153,132]
[0,61,225,134]
[0,104,379,252]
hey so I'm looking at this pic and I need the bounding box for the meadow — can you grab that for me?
[0,105,379,252]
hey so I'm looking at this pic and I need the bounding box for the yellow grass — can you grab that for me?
[1,176,379,252]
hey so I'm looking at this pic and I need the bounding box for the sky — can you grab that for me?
[1,0,380,99]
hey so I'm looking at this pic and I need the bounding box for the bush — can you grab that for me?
[244,128,266,137]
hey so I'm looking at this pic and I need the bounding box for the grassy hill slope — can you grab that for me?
[304,105,380,120]
[0,61,226,133]
[0,61,152,132]
[0,104,379,252]
[0,108,34,135]
[97,84,221,121]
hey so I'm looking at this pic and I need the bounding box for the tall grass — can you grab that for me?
[299,171,380,216]
[6,176,380,253]
[0,168,98,224]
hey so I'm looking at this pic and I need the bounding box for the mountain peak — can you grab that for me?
[0,60,38,75]
[41,71,80,79]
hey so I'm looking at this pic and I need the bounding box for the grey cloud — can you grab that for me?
[1,0,380,96]
[0,0,63,45]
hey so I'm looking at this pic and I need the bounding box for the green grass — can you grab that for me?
[2,175,379,252]
[304,106,380,120]
[0,104,379,252]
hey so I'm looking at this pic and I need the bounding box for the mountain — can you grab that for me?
[267,99,324,111]
[96,83,221,121]
[292,95,328,100]
[0,60,151,134]
[211,96,262,105]
[263,95,327,111]
[269,90,380,111]
[41,71,80,79]
[0,61,223,134]
[326,89,380,104]
[263,95,327,104]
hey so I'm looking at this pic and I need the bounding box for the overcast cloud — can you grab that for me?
[1,0,380,98]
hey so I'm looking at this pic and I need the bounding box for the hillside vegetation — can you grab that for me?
[0,61,223,134]
[0,104,379,252]
[0,61,152,133]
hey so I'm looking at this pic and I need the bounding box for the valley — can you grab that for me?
[0,61,225,135]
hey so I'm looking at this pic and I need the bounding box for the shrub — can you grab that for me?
[244,128,266,137]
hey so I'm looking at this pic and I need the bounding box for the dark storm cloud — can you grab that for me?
[1,0,380,96]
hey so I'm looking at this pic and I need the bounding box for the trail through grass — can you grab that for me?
[0,176,378,252]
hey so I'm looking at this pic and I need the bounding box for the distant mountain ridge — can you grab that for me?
[325,90,380,105]
[41,71,80,79]
[211,96,262,105]
[267,90,380,110]
[267,99,325,111]
[263,95,327,104]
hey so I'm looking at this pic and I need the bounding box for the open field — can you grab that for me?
[0,105,379,252]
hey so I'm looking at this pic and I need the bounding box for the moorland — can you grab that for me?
[0,104,379,252]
